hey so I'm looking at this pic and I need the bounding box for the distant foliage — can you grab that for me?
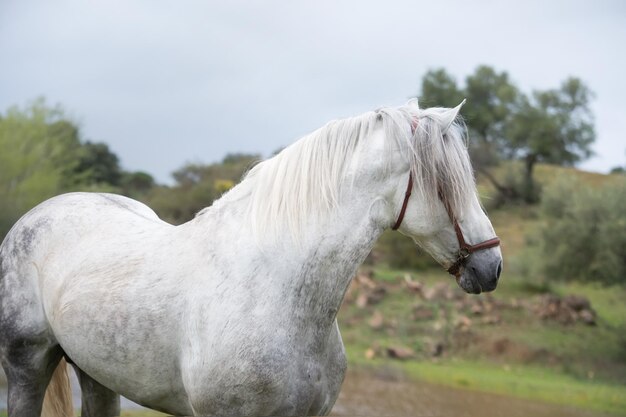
[372,231,439,270]
[0,99,81,236]
[0,99,155,240]
[73,141,123,186]
[536,177,626,285]
[145,153,260,224]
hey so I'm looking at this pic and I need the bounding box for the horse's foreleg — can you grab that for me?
[72,365,120,417]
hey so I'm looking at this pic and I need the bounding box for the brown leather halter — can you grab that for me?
[391,172,501,277]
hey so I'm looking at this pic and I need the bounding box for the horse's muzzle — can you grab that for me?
[455,250,503,294]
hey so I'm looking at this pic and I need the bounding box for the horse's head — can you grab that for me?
[381,100,503,294]
[243,99,501,294]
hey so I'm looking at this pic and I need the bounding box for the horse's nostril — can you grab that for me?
[495,260,503,280]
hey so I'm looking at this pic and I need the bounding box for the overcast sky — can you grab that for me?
[1,0,625,183]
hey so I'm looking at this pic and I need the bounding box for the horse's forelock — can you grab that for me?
[405,111,476,220]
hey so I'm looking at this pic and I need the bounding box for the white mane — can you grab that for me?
[237,100,476,240]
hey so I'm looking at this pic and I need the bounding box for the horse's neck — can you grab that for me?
[288,207,385,325]
[197,181,387,329]
[256,184,387,328]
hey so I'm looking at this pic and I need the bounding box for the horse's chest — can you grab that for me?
[183,341,338,415]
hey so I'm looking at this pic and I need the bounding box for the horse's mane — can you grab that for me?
[216,100,476,240]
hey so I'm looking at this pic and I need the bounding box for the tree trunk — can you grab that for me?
[523,154,538,203]
[475,166,518,202]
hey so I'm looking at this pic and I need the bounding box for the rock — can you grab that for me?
[492,338,511,355]
[403,274,423,294]
[365,348,377,360]
[412,304,435,321]
[432,320,444,331]
[355,272,377,290]
[355,286,387,308]
[563,294,591,312]
[431,341,444,357]
[365,342,382,359]
[470,302,484,316]
[535,294,573,324]
[509,298,525,309]
[367,286,387,304]
[386,346,415,360]
[535,294,595,325]
[456,315,472,330]
[423,282,454,301]
[368,310,385,330]
[482,315,501,325]
[579,309,596,325]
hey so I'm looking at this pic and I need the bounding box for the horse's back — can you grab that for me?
[11,192,169,260]
[0,192,168,332]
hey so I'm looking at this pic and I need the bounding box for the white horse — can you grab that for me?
[0,100,502,416]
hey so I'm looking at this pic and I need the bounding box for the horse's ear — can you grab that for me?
[441,99,466,134]
[407,98,419,109]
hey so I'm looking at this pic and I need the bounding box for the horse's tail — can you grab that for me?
[41,357,74,417]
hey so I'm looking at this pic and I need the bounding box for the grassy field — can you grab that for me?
[339,270,626,415]
[347,353,626,415]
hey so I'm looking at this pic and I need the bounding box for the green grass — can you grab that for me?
[408,360,626,415]
[338,257,626,414]
[119,411,167,417]
[345,347,626,415]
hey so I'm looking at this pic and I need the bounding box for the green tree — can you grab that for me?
[73,141,122,186]
[417,66,596,204]
[506,78,595,202]
[0,99,82,236]
[418,68,464,109]
[464,66,521,151]
[418,67,521,199]
[120,171,155,197]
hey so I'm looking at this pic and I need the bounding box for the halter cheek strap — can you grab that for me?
[440,190,501,277]
[391,172,501,277]
[391,173,413,231]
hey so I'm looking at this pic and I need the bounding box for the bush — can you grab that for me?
[534,176,626,285]
[372,230,439,270]
[144,154,260,224]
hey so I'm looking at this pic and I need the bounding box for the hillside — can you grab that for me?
[338,165,626,415]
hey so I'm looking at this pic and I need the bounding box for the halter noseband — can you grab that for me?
[391,174,501,278]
